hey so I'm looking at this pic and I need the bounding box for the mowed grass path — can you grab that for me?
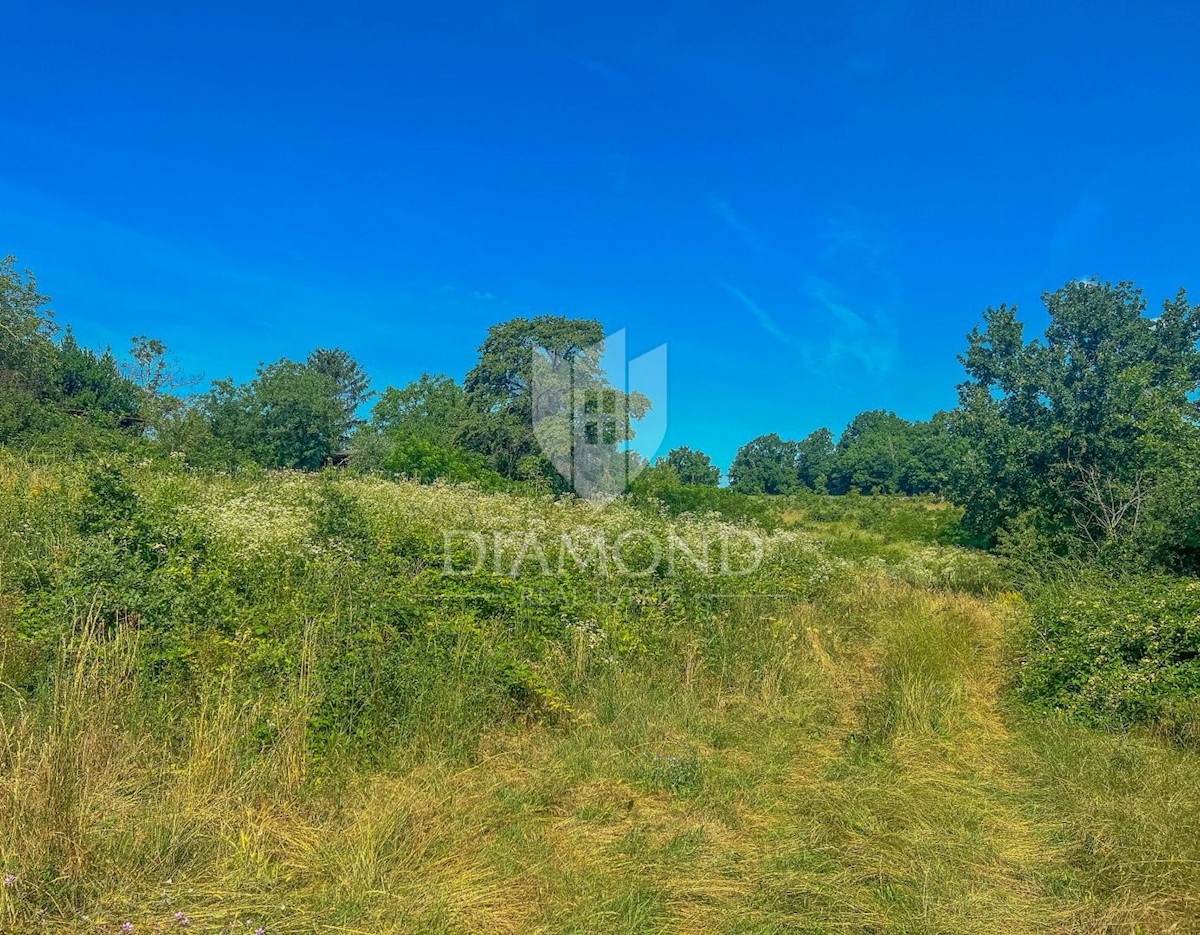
[5,579,1200,932]
[317,580,1200,933]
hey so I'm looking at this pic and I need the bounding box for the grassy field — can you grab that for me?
[2,459,1199,932]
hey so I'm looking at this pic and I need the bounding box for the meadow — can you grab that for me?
[2,453,1199,933]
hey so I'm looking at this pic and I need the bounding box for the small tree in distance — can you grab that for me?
[664,445,720,486]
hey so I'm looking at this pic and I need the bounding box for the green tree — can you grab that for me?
[952,279,1200,562]
[383,436,501,485]
[728,433,802,495]
[307,347,373,446]
[796,427,836,491]
[121,336,199,435]
[0,256,58,441]
[205,359,344,469]
[664,446,720,486]
[462,316,603,481]
[463,315,649,492]
[902,412,960,495]
[828,411,913,494]
[0,256,57,385]
[361,373,502,483]
[56,329,141,427]
[370,373,469,445]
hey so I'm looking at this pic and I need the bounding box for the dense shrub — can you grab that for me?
[1012,576,1200,743]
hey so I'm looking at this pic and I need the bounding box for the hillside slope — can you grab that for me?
[2,459,1199,932]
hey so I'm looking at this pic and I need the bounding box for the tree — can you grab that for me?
[728,433,802,495]
[664,446,720,486]
[828,411,913,494]
[466,315,605,413]
[902,412,960,495]
[461,316,604,481]
[359,373,502,481]
[205,359,344,470]
[307,347,373,446]
[57,329,141,427]
[0,255,57,385]
[463,315,649,492]
[121,335,199,434]
[383,436,501,485]
[796,428,836,491]
[951,279,1200,561]
[370,373,469,445]
[0,256,59,441]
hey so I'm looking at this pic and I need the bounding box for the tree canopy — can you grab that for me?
[952,279,1200,564]
[6,255,1200,575]
[664,446,720,486]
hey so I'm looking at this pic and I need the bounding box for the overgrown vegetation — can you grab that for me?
[4,258,1200,930]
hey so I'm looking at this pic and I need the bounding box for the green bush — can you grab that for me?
[1012,576,1200,741]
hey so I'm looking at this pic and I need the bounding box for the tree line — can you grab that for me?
[3,255,1200,570]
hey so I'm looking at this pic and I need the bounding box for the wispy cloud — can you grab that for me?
[803,275,868,331]
[721,282,789,342]
[803,275,897,376]
[708,195,767,252]
[574,57,632,87]
[821,212,890,262]
[718,272,898,381]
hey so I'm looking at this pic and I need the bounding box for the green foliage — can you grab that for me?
[796,427,836,490]
[462,315,651,490]
[953,280,1200,565]
[306,346,373,446]
[828,411,908,494]
[629,462,779,527]
[663,446,720,486]
[205,359,346,469]
[792,492,965,545]
[0,459,852,768]
[731,417,957,498]
[462,315,603,480]
[1013,577,1200,742]
[0,259,145,449]
[370,373,469,445]
[56,329,141,427]
[728,433,803,495]
[382,435,503,485]
[0,255,57,394]
[829,411,957,495]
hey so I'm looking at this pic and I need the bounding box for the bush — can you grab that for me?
[1011,576,1200,741]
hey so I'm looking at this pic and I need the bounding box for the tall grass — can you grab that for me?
[2,457,1199,931]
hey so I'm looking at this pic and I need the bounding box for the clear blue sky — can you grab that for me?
[4,1,1199,470]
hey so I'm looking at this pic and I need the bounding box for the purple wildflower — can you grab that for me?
[121,923,134,933]
[2,874,14,886]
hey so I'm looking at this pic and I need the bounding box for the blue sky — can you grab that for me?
[4,0,1199,470]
